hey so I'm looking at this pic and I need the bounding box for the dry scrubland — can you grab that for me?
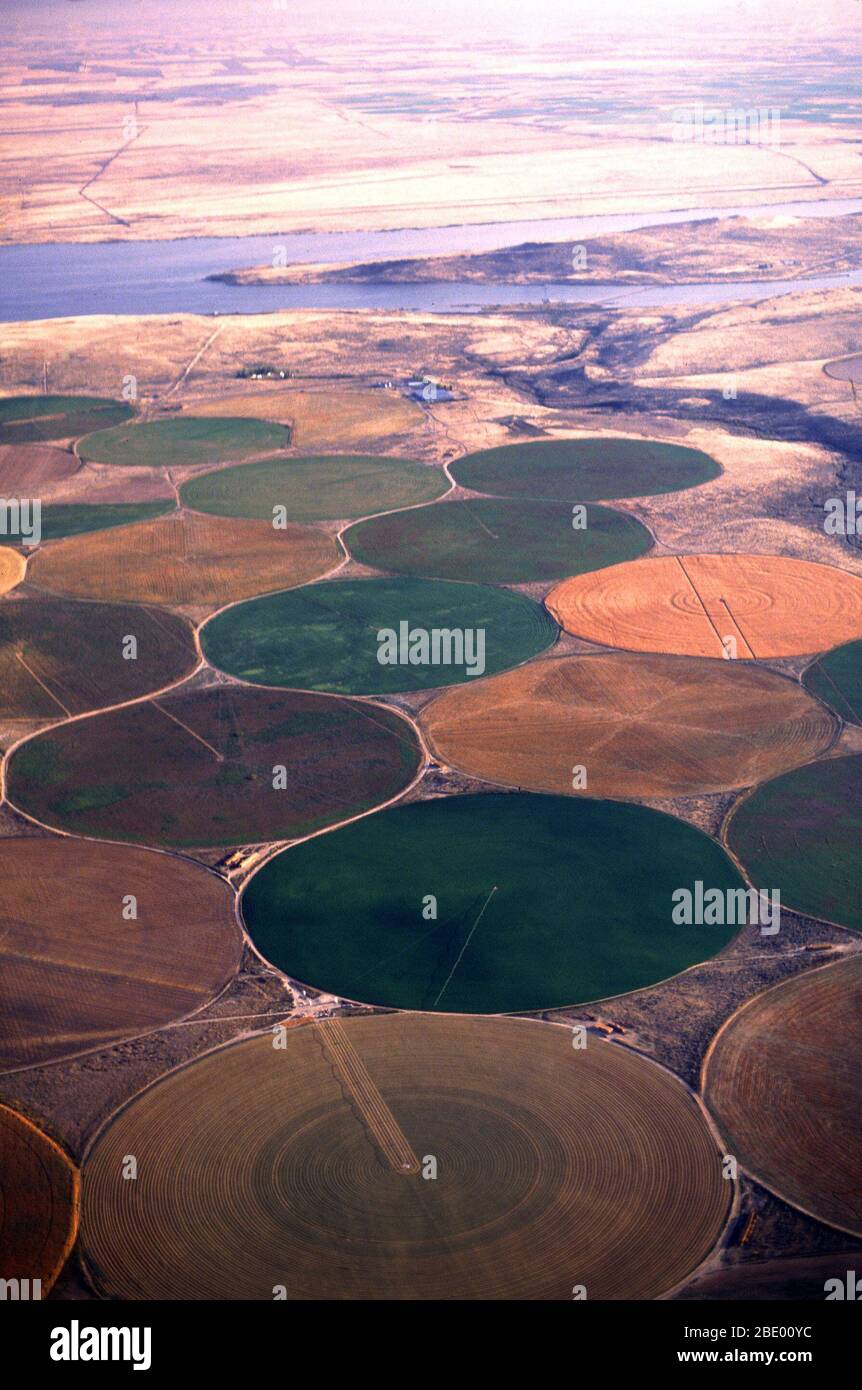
[2,18,861,245]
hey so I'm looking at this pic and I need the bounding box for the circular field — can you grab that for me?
[8,685,421,849]
[80,1014,729,1300]
[0,395,132,445]
[181,453,448,523]
[0,546,25,595]
[344,497,652,583]
[420,653,837,799]
[202,577,558,695]
[0,595,197,719]
[726,753,862,931]
[0,838,241,1071]
[77,416,290,468]
[0,443,79,493]
[242,792,744,1012]
[823,355,862,386]
[0,1104,78,1293]
[803,639,862,726]
[28,511,338,608]
[547,554,862,659]
[703,956,862,1235]
[450,436,721,501]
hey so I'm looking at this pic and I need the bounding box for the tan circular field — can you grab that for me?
[0,838,242,1071]
[703,956,862,1237]
[81,1013,729,1301]
[0,443,78,494]
[0,546,25,595]
[546,554,862,659]
[0,1103,78,1293]
[27,510,339,608]
[421,652,838,799]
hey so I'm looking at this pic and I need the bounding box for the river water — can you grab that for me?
[1,196,860,322]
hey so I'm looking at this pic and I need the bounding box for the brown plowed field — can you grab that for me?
[0,443,79,494]
[27,510,339,608]
[0,838,241,1071]
[7,684,421,849]
[546,554,862,659]
[0,547,25,595]
[703,956,862,1237]
[0,596,197,720]
[421,653,837,799]
[80,1014,729,1300]
[0,1103,78,1293]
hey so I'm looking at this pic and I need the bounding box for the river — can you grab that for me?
[1,196,860,322]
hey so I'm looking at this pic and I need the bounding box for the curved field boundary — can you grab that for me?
[0,396,132,445]
[420,651,838,800]
[240,791,745,1014]
[6,683,423,850]
[344,496,653,584]
[0,595,198,720]
[0,546,26,596]
[702,956,862,1237]
[180,453,448,523]
[0,1103,79,1293]
[546,553,862,659]
[76,416,290,468]
[26,510,339,609]
[200,575,559,695]
[0,837,242,1072]
[0,443,79,494]
[80,1014,730,1300]
[823,355,862,386]
[803,639,862,726]
[450,435,722,501]
[725,752,862,933]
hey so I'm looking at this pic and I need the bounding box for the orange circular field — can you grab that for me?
[0,838,242,1071]
[703,956,862,1236]
[546,554,862,659]
[0,1103,78,1293]
[28,510,339,608]
[0,546,25,595]
[421,652,837,799]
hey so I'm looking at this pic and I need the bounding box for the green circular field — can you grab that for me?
[202,577,558,694]
[344,497,652,583]
[450,437,721,501]
[242,791,744,1012]
[727,754,862,932]
[0,395,133,445]
[181,453,448,522]
[76,416,290,468]
[803,640,862,726]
